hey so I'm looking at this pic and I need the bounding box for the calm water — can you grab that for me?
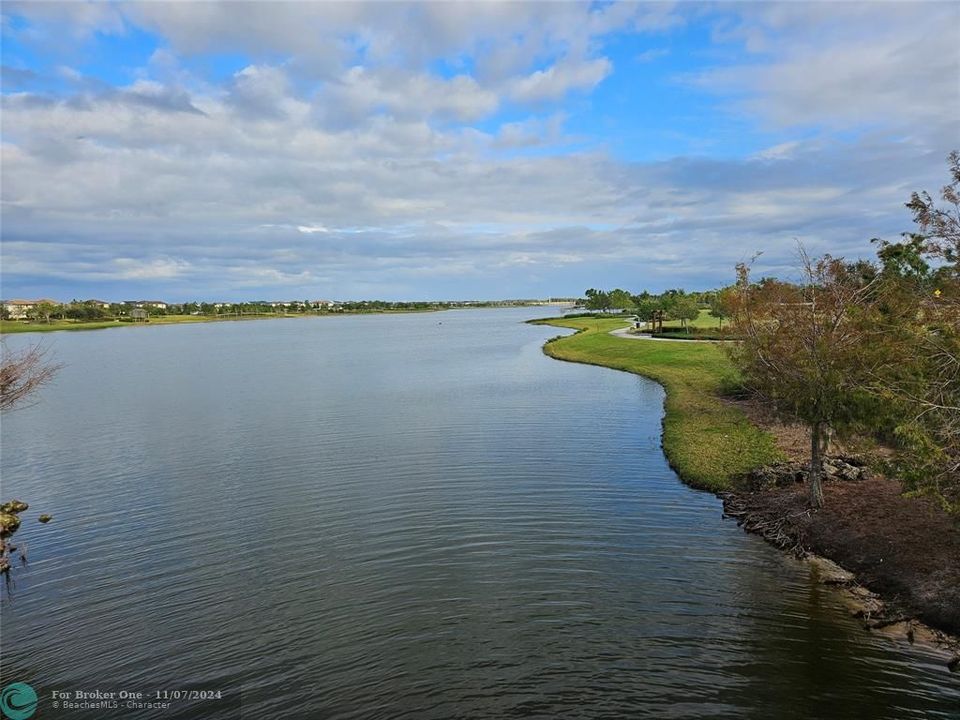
[1,308,957,719]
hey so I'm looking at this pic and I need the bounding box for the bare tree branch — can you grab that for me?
[0,342,62,413]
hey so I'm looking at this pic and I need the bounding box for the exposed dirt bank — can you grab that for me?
[722,477,960,666]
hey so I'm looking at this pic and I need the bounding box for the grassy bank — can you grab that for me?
[530,316,780,491]
[0,309,446,335]
[0,314,241,334]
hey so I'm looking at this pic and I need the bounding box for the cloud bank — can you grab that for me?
[1,1,957,300]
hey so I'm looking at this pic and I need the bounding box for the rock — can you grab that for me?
[740,461,807,491]
[948,655,959,673]
[0,512,21,536]
[0,500,29,514]
[822,456,870,482]
[739,455,873,492]
[37,514,52,524]
[836,464,861,481]
[808,555,855,585]
[837,454,869,468]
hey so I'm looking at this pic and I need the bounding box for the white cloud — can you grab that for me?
[691,2,960,143]
[322,66,499,124]
[112,257,190,280]
[1,1,956,299]
[509,58,612,103]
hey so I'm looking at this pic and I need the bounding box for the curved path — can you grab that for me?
[609,326,720,343]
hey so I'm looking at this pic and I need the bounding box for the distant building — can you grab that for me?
[3,299,37,319]
[124,300,168,310]
[2,298,60,319]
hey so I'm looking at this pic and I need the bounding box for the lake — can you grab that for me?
[1,308,957,718]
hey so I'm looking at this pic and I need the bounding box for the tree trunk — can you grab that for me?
[810,421,825,508]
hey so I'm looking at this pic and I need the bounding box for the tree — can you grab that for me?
[608,288,634,312]
[872,277,960,508]
[31,301,59,324]
[729,250,885,508]
[632,296,660,324]
[905,150,960,267]
[672,296,700,332]
[709,288,736,330]
[0,343,61,413]
[583,288,611,312]
[867,153,960,509]
[1,343,60,572]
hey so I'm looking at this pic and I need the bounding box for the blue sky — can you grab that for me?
[2,1,958,302]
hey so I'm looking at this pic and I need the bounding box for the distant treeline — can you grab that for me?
[2,298,574,322]
[578,287,733,329]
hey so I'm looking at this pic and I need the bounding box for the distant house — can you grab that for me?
[2,298,60,320]
[311,300,336,309]
[124,300,168,310]
[84,299,112,309]
[3,299,37,320]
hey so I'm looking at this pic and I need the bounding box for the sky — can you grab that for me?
[1,1,958,302]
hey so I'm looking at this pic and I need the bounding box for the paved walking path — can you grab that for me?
[609,326,721,343]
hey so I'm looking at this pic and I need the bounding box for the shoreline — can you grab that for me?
[532,315,960,668]
[0,304,573,336]
[0,308,444,336]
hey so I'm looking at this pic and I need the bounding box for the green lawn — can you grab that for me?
[0,315,221,334]
[531,316,780,492]
[0,309,446,335]
[646,308,722,330]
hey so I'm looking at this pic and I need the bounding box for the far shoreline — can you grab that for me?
[1,303,575,336]
[0,308,448,336]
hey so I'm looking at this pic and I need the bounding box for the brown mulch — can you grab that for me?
[723,477,960,636]
[724,396,897,463]
[724,396,812,459]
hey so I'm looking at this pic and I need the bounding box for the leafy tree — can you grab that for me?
[672,296,700,332]
[730,250,886,508]
[905,150,960,267]
[632,296,660,323]
[31,301,59,324]
[608,288,634,312]
[583,288,611,312]
[867,153,960,509]
[709,288,736,330]
[658,289,683,316]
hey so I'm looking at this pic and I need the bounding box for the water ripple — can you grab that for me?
[1,309,957,719]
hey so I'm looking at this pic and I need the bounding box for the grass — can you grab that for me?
[0,315,223,334]
[530,316,781,492]
[0,309,441,335]
[679,308,722,329]
[646,308,724,331]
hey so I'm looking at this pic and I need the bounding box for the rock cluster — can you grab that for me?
[1,499,33,575]
[740,455,871,491]
[0,500,28,536]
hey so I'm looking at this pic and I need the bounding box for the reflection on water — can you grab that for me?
[1,308,957,718]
